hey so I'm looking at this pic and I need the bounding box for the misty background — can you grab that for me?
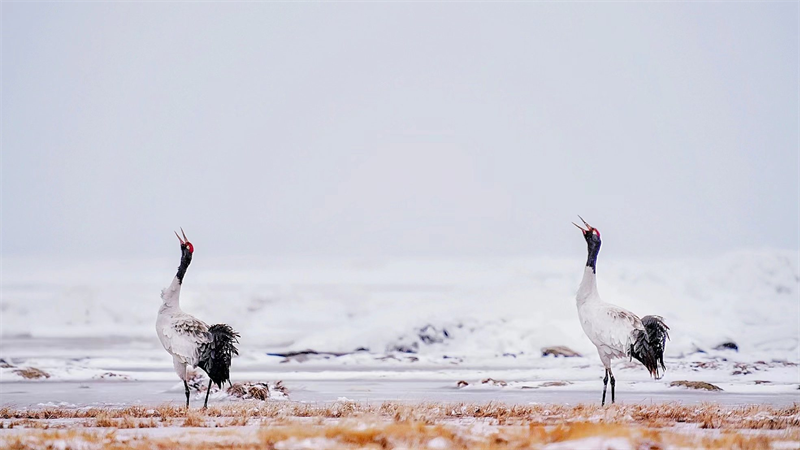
[3,2,798,260]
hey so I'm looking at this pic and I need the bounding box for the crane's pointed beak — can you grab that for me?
[577,215,592,229]
[572,222,588,233]
[180,227,188,243]
[175,231,185,245]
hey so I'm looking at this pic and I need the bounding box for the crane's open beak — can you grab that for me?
[573,215,593,233]
[175,228,188,245]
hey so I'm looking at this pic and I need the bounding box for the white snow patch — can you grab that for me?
[275,437,339,450]
[542,436,633,450]
[427,436,451,449]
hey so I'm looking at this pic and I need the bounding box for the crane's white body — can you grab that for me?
[156,275,212,381]
[576,266,645,368]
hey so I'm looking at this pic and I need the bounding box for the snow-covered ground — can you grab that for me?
[1,250,798,407]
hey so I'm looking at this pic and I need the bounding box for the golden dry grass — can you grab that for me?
[0,402,798,449]
[11,367,50,379]
[2,419,798,450]
[182,409,207,427]
[670,380,724,391]
[1,402,798,429]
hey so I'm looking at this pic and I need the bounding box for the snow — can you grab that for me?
[1,250,798,406]
[274,437,339,450]
[3,250,797,356]
[426,436,451,449]
[542,437,633,450]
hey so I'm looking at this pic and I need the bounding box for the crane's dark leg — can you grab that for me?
[609,368,616,404]
[601,368,609,406]
[183,380,190,408]
[203,379,212,409]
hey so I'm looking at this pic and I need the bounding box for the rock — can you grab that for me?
[541,346,582,358]
[519,381,572,389]
[268,349,356,363]
[714,341,738,352]
[690,361,720,370]
[770,359,798,367]
[481,378,507,387]
[386,324,454,354]
[387,343,419,354]
[731,362,756,375]
[539,381,571,387]
[272,380,289,396]
[456,380,469,388]
[92,372,131,380]
[418,325,450,344]
[669,380,723,391]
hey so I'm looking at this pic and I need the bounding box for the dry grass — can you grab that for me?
[94,411,115,428]
[227,382,270,400]
[2,419,798,449]
[1,402,798,430]
[670,380,724,391]
[11,367,50,379]
[183,409,207,427]
[0,402,797,449]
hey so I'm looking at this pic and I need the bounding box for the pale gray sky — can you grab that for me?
[3,2,798,259]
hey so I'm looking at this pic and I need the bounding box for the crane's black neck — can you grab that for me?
[176,247,193,284]
[586,240,601,273]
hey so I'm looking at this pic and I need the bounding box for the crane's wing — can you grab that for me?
[583,303,644,356]
[161,314,211,367]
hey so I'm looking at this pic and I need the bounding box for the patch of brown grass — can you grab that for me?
[183,409,206,427]
[227,382,270,400]
[670,380,724,391]
[12,367,50,379]
[0,402,797,430]
[138,418,158,428]
[2,423,799,450]
[94,412,115,428]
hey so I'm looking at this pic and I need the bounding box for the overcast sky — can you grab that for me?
[3,2,798,259]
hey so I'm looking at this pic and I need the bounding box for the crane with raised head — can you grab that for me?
[573,216,669,405]
[156,229,240,409]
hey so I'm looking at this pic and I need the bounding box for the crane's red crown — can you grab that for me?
[175,228,194,253]
[573,215,600,238]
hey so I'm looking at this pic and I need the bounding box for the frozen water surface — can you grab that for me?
[1,378,798,409]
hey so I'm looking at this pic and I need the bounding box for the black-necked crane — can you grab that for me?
[156,229,240,408]
[573,216,669,405]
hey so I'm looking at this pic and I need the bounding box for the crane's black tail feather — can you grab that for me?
[198,324,240,388]
[630,315,670,379]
